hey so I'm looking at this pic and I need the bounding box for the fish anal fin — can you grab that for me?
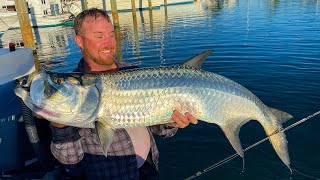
[95,121,115,157]
[180,50,213,69]
[220,123,245,158]
[268,107,293,123]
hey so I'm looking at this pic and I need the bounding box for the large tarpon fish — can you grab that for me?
[14,50,293,169]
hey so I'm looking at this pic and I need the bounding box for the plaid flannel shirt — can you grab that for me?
[50,125,177,179]
[49,60,178,179]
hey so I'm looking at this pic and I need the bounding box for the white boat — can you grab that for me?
[0,0,72,31]
[9,13,72,29]
[0,48,35,85]
[0,11,19,34]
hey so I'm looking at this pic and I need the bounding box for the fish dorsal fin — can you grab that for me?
[95,121,115,157]
[180,50,213,69]
[268,107,293,124]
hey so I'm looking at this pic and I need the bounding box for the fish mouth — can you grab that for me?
[15,87,61,118]
[15,71,101,127]
[33,104,61,118]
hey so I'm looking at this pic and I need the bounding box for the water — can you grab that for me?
[2,0,320,179]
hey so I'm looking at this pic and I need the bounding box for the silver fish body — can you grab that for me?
[14,51,292,170]
[102,66,269,128]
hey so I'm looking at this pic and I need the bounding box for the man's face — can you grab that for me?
[75,15,117,66]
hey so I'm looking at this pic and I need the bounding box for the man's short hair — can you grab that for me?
[74,8,112,35]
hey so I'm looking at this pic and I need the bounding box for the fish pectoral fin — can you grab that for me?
[220,122,247,158]
[268,107,293,123]
[180,50,213,69]
[95,121,115,157]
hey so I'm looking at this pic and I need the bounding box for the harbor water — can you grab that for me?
[1,0,320,179]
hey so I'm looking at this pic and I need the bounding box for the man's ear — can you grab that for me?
[75,35,83,49]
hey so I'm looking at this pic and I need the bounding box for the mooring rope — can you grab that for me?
[185,110,320,180]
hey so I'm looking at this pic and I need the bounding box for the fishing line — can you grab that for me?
[185,110,320,180]
[291,168,320,180]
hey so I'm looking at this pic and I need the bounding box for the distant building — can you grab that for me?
[0,0,15,12]
[0,0,66,16]
[27,0,65,16]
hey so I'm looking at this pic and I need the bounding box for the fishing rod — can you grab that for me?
[185,110,320,180]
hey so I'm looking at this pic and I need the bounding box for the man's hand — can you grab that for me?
[170,110,198,128]
[50,122,68,128]
[33,112,67,128]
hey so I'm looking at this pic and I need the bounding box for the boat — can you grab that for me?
[9,13,73,29]
[0,48,35,85]
[0,11,19,34]
[0,0,73,31]
[0,48,66,179]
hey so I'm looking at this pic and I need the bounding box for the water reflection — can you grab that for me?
[148,2,154,40]
[115,26,123,61]
[131,1,140,55]
[2,2,320,178]
[1,26,72,70]
[197,0,238,12]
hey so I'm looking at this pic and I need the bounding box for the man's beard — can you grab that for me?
[84,48,116,65]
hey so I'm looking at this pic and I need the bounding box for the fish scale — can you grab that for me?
[99,66,266,127]
[93,66,291,169]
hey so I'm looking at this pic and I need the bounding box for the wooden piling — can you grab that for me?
[164,2,168,21]
[164,4,168,31]
[81,0,88,11]
[131,0,140,54]
[148,0,154,39]
[14,0,39,71]
[110,0,120,27]
[164,0,168,6]
[148,0,153,11]
[14,0,35,50]
[114,26,122,61]
[131,0,137,19]
[102,0,106,11]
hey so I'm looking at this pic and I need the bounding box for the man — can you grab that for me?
[49,8,198,179]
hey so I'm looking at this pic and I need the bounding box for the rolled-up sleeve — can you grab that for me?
[149,124,178,138]
[50,126,84,164]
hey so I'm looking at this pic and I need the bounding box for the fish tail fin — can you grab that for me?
[262,109,293,170]
[263,123,291,169]
[268,107,293,123]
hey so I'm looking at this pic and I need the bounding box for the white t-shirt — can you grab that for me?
[125,127,151,167]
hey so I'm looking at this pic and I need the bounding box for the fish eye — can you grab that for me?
[52,77,65,85]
